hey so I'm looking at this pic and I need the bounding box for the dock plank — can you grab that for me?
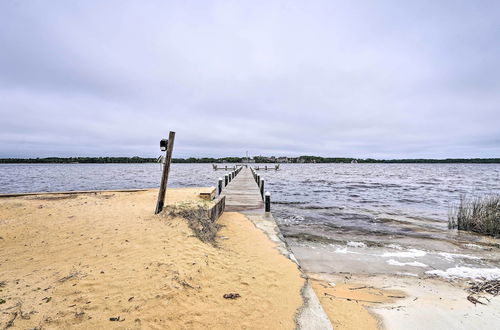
[223,167,264,212]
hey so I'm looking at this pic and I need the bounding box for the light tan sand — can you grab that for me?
[309,275,405,330]
[0,188,305,329]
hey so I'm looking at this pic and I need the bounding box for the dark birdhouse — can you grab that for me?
[160,139,168,152]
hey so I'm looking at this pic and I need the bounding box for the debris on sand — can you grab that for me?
[58,271,82,283]
[466,280,500,305]
[467,295,486,305]
[223,293,241,299]
[469,280,500,296]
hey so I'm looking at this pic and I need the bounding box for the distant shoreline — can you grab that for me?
[1,157,500,164]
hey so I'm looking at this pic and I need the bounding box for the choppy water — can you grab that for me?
[260,164,500,239]
[0,163,217,193]
[2,163,500,278]
[257,164,500,278]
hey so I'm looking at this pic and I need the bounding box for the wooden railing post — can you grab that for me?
[265,192,271,212]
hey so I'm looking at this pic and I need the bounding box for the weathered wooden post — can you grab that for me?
[218,177,223,195]
[260,179,264,198]
[229,172,232,182]
[225,174,229,186]
[265,165,268,170]
[155,131,176,214]
[265,192,271,212]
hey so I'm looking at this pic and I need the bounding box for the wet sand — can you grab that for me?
[289,234,500,329]
[309,272,500,330]
[0,188,305,329]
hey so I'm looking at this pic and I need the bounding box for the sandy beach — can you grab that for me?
[0,188,306,329]
[2,187,499,330]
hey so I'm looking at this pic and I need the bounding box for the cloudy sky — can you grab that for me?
[1,0,499,158]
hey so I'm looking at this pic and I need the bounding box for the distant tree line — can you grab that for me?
[1,156,499,164]
[0,157,157,164]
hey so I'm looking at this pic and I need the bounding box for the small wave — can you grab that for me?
[426,267,500,280]
[463,243,485,250]
[387,244,403,250]
[347,241,366,248]
[335,247,348,254]
[301,205,340,210]
[272,201,307,205]
[437,252,480,261]
[382,249,426,258]
[386,259,428,268]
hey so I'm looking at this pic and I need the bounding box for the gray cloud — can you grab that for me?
[1,0,499,158]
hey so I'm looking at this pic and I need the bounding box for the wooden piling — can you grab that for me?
[155,131,176,214]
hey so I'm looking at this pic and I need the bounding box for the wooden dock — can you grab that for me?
[217,166,333,329]
[223,167,264,212]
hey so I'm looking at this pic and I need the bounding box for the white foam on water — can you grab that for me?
[426,267,500,280]
[382,249,426,258]
[463,243,484,250]
[347,241,366,248]
[386,259,428,268]
[387,244,403,250]
[335,247,348,254]
[437,252,480,261]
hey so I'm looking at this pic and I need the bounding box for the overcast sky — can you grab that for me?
[1,0,499,158]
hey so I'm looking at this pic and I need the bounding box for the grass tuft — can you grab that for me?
[449,195,500,237]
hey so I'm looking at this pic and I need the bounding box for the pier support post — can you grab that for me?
[155,131,176,214]
[225,174,229,186]
[218,177,223,195]
[265,192,271,212]
[260,179,264,198]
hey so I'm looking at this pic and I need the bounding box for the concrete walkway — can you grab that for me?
[222,167,333,330]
